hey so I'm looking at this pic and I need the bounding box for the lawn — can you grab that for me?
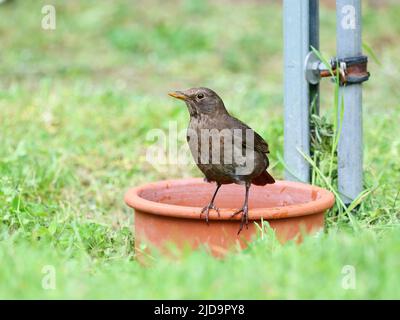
[0,0,399,299]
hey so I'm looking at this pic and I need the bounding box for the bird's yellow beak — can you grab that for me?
[168,91,187,101]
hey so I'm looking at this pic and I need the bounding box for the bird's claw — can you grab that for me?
[231,205,249,235]
[200,204,220,224]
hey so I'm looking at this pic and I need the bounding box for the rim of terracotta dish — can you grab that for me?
[124,178,335,221]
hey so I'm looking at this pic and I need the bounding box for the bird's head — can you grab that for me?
[168,87,227,117]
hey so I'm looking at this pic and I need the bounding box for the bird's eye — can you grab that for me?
[197,93,204,99]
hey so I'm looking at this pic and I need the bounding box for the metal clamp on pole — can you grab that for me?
[334,55,370,85]
[305,51,370,86]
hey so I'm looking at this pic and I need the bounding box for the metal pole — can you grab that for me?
[336,0,363,204]
[309,0,320,115]
[283,0,319,182]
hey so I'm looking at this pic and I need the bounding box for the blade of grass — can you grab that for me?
[362,42,381,66]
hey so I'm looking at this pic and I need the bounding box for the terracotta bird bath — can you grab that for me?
[124,178,335,256]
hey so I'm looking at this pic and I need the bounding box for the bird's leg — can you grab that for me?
[231,182,251,234]
[200,183,222,224]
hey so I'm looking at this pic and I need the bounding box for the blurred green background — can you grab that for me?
[0,0,399,299]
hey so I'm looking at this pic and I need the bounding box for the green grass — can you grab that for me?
[2,227,400,299]
[0,0,400,299]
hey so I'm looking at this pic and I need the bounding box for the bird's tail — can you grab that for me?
[252,170,275,186]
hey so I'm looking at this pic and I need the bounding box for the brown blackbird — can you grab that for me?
[169,87,275,234]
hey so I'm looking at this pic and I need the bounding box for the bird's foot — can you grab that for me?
[200,203,220,224]
[231,204,249,235]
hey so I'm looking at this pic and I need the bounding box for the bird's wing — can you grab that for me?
[224,115,270,154]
